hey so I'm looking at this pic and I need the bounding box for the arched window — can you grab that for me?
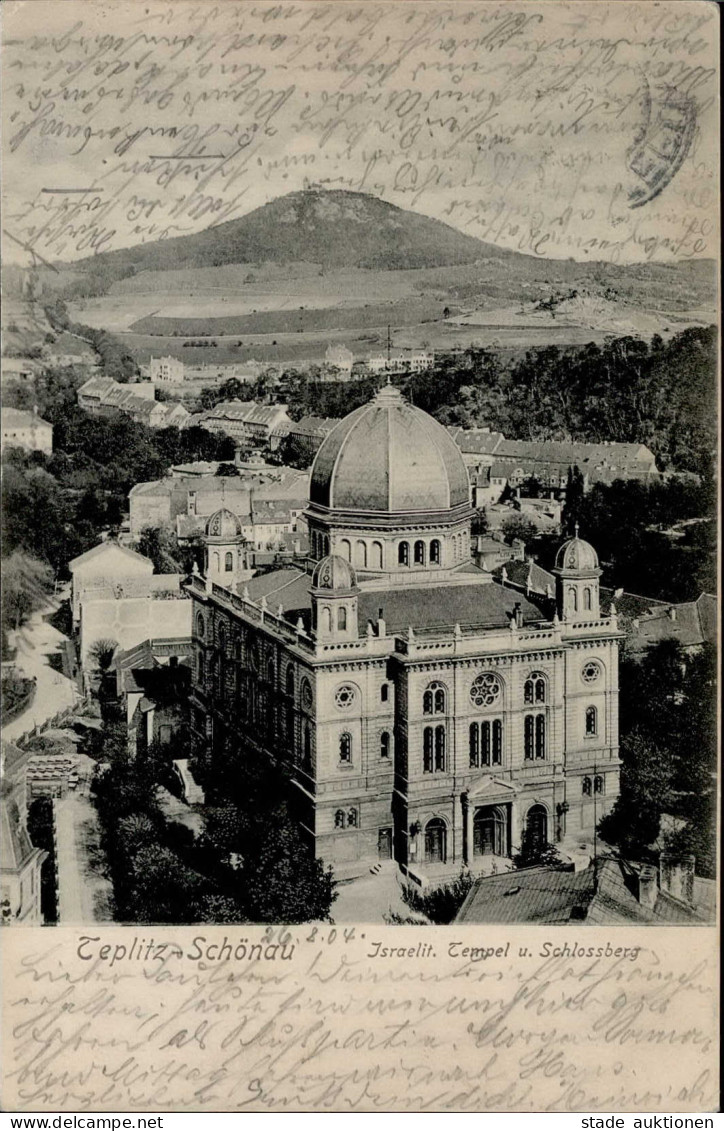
[430,539,441,565]
[424,818,447,864]
[347,808,358,828]
[235,634,242,661]
[337,606,347,631]
[213,552,220,571]
[568,586,578,611]
[582,776,592,796]
[339,733,352,763]
[492,719,503,765]
[225,551,233,571]
[524,715,535,760]
[356,540,367,568]
[380,683,389,702]
[398,541,409,566]
[535,714,546,759]
[524,672,546,704]
[414,540,425,565]
[267,661,275,686]
[423,727,434,773]
[380,731,391,759]
[371,541,383,569]
[197,651,205,682]
[303,723,311,766]
[594,774,604,794]
[583,587,592,611]
[339,538,351,561]
[482,720,491,765]
[286,665,295,697]
[469,722,479,767]
[423,681,446,715]
[526,805,548,851]
[434,725,446,771]
[323,535,330,556]
[585,706,597,736]
[196,613,205,639]
[218,625,226,652]
[335,809,346,828]
[321,606,332,633]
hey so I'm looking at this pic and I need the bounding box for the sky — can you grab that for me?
[1,0,719,266]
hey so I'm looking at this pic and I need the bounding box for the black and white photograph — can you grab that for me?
[0,0,719,1114]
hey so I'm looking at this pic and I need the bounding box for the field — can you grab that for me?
[65,255,717,369]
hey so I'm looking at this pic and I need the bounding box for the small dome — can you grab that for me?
[555,528,599,572]
[311,554,358,593]
[205,507,243,539]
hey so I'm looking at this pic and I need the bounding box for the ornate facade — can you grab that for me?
[187,387,622,878]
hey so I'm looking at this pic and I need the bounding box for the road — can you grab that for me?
[3,594,78,743]
[55,751,114,924]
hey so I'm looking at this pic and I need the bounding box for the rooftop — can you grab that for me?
[456,857,711,925]
[1,407,52,431]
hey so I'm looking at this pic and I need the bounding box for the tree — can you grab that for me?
[500,515,539,547]
[598,730,674,860]
[0,551,54,634]
[137,526,182,574]
[89,638,119,673]
[400,869,475,924]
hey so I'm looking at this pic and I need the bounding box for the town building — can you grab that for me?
[1,407,53,455]
[450,427,660,500]
[69,541,154,626]
[129,467,309,539]
[366,350,434,375]
[44,332,97,368]
[456,854,713,924]
[197,401,291,449]
[324,344,354,379]
[1,741,47,924]
[114,652,192,760]
[149,355,185,385]
[186,386,623,880]
[76,376,189,429]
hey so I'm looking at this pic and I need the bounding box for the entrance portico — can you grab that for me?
[462,779,519,868]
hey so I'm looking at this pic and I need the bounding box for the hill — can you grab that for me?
[54,190,514,295]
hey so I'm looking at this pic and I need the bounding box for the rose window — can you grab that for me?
[470,673,502,708]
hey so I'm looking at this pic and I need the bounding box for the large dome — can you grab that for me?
[310,385,471,514]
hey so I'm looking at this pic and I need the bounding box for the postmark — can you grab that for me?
[627,78,697,208]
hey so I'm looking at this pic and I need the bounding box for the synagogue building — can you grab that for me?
[187,386,623,879]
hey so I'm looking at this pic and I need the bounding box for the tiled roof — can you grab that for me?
[242,571,546,632]
[450,428,505,455]
[289,416,340,438]
[78,376,117,398]
[600,588,717,651]
[69,540,152,571]
[2,408,52,430]
[492,559,555,596]
[457,858,709,925]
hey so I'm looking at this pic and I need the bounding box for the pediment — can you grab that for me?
[467,776,518,800]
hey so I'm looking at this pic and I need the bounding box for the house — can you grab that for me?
[324,344,354,379]
[1,407,53,455]
[198,401,291,449]
[69,541,154,625]
[45,332,97,368]
[114,652,192,759]
[472,533,525,572]
[1,741,47,924]
[149,356,185,385]
[75,376,187,429]
[456,854,712,924]
[281,415,340,461]
[600,589,717,657]
[78,583,192,677]
[187,385,623,878]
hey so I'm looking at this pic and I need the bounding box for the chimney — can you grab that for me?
[635,865,658,909]
[377,608,386,636]
[188,491,197,516]
[659,854,695,904]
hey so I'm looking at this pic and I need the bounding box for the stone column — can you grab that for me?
[509,801,519,857]
[462,792,473,865]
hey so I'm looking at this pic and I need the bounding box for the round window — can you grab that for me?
[582,661,601,684]
[335,684,356,710]
[470,673,502,707]
[301,679,313,710]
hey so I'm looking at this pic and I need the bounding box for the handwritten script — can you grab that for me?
[1,0,718,264]
[2,926,718,1112]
